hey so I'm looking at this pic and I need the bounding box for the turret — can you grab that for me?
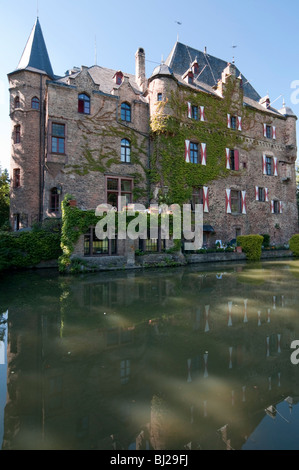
[7,17,54,229]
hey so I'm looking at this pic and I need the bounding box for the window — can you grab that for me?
[51,123,65,154]
[121,102,131,122]
[230,116,237,130]
[14,96,20,109]
[192,63,199,75]
[115,72,123,85]
[106,177,133,210]
[14,125,21,144]
[230,190,241,213]
[13,169,20,188]
[266,125,272,139]
[227,114,241,130]
[226,148,239,170]
[273,200,280,214]
[50,188,60,212]
[84,228,117,256]
[230,150,239,170]
[13,213,20,231]
[266,156,272,175]
[187,72,194,84]
[191,105,198,120]
[31,96,40,109]
[121,139,131,163]
[191,187,203,210]
[78,93,90,114]
[190,142,199,164]
[120,359,130,385]
[258,187,265,202]
[157,93,162,101]
[139,230,166,253]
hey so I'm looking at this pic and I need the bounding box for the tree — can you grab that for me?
[0,167,10,229]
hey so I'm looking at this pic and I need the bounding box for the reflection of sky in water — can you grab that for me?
[0,311,8,450]
[243,398,299,450]
[1,261,299,449]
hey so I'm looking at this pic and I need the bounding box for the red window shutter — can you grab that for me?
[203,186,209,212]
[201,143,207,165]
[200,106,205,121]
[279,201,282,213]
[265,188,269,202]
[237,116,242,131]
[227,114,231,128]
[185,140,190,163]
[226,148,230,169]
[255,186,259,201]
[187,102,192,118]
[262,154,267,175]
[234,150,239,170]
[241,191,246,214]
[273,157,278,176]
[226,189,231,213]
[272,126,276,139]
[271,200,274,213]
[263,123,267,137]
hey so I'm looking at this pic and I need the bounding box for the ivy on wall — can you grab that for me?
[149,76,260,205]
[64,99,149,201]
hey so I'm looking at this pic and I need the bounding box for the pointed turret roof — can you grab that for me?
[15,17,54,78]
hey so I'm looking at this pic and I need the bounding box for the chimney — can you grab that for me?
[135,47,146,92]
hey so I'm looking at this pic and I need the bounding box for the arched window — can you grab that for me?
[78,93,90,114]
[121,102,131,122]
[50,188,60,212]
[121,139,131,163]
[14,96,20,109]
[31,96,40,109]
[14,125,21,144]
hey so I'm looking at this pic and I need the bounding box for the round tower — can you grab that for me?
[7,18,54,230]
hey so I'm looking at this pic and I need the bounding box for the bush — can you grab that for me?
[261,233,270,248]
[289,234,299,257]
[237,234,264,261]
[0,230,62,272]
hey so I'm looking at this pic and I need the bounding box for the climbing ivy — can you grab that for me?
[64,99,149,201]
[149,76,260,205]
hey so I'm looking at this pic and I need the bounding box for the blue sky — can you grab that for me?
[1,0,299,171]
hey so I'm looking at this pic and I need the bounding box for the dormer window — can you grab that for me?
[192,62,199,75]
[187,71,194,84]
[78,93,90,114]
[114,71,123,85]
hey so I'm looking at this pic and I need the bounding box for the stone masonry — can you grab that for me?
[7,18,298,257]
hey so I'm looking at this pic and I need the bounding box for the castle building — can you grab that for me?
[8,17,298,253]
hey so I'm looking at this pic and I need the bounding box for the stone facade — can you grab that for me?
[7,18,298,257]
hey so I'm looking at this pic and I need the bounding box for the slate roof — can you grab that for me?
[14,17,54,78]
[164,41,261,102]
[53,65,145,99]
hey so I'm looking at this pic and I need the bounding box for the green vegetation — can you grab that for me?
[261,233,270,248]
[0,168,10,230]
[237,234,264,261]
[289,234,299,257]
[150,78,259,205]
[0,229,61,272]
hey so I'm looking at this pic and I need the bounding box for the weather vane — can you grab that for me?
[231,43,237,64]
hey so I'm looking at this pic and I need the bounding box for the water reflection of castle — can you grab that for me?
[2,264,299,450]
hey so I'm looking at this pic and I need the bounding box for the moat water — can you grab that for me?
[1,259,299,450]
